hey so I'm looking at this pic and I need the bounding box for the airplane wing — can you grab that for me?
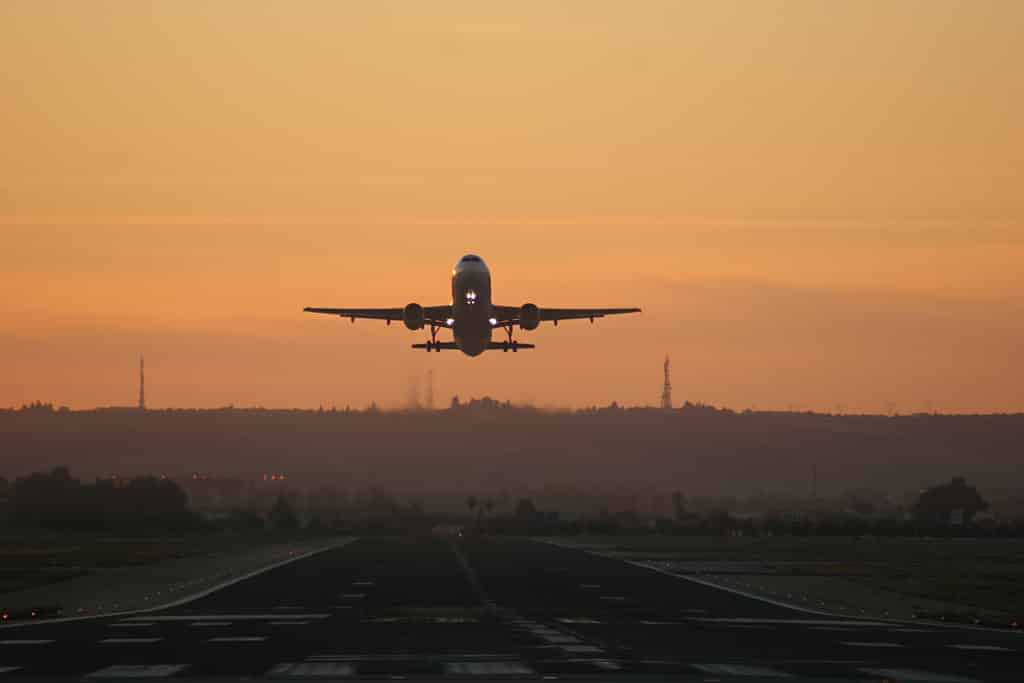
[491,305,641,325]
[304,305,453,326]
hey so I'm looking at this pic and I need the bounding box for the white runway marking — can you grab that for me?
[191,621,230,627]
[0,639,54,645]
[949,644,1014,652]
[208,636,267,643]
[352,580,375,587]
[693,663,791,677]
[890,628,936,633]
[86,665,187,678]
[445,662,533,675]
[579,584,600,589]
[339,593,365,600]
[599,595,626,601]
[841,641,905,648]
[808,627,859,632]
[542,635,581,644]
[268,662,355,677]
[270,620,312,626]
[0,667,21,675]
[557,617,601,624]
[700,618,887,626]
[561,645,603,654]
[591,660,621,671]
[124,613,328,622]
[99,638,162,644]
[859,668,978,682]
[109,622,155,628]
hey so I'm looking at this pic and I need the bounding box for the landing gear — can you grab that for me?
[502,324,521,352]
[424,324,440,352]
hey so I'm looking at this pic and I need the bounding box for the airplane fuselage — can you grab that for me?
[450,256,493,356]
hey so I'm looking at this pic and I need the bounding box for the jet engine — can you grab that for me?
[519,303,540,330]
[403,303,424,330]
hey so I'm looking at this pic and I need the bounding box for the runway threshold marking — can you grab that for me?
[267,662,355,677]
[858,668,979,683]
[444,661,533,675]
[208,636,267,643]
[0,639,54,645]
[124,614,329,621]
[949,644,1015,652]
[99,638,163,644]
[270,620,312,625]
[692,663,792,677]
[85,665,187,678]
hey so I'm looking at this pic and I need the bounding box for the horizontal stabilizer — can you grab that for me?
[487,342,535,351]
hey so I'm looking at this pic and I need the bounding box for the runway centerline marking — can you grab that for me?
[0,667,21,674]
[949,644,1015,652]
[110,622,155,628]
[352,580,375,587]
[190,621,230,627]
[208,636,267,643]
[99,637,163,644]
[841,641,904,648]
[0,639,54,645]
[339,593,365,600]
[270,620,312,625]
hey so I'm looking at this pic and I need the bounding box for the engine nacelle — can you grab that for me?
[519,303,540,331]
[403,303,424,330]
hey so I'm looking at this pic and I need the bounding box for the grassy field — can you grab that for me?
[557,535,1024,619]
[0,532,303,595]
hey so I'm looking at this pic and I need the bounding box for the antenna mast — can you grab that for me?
[138,355,146,410]
[661,355,673,410]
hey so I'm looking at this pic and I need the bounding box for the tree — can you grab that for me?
[671,490,685,520]
[515,498,537,519]
[269,493,299,531]
[914,477,988,524]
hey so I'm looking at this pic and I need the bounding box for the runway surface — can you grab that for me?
[1,535,1021,681]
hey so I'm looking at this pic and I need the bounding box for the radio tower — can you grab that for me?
[660,355,673,410]
[138,355,146,410]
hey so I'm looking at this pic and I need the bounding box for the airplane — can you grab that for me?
[304,254,641,356]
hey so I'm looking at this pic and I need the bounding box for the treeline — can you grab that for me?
[0,467,195,532]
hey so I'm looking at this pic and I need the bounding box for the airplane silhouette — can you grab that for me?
[304,254,640,356]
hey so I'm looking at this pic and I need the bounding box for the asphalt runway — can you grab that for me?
[1,536,1021,682]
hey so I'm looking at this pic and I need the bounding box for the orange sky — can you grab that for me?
[2,1,1022,413]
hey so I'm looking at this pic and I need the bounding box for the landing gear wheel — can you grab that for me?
[502,341,509,352]
[425,341,433,352]
[512,341,518,353]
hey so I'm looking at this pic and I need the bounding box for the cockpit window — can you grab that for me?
[461,255,482,262]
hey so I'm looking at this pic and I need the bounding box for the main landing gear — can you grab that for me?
[501,324,519,352]
[424,324,441,352]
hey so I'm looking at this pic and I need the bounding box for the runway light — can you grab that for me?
[445,318,454,326]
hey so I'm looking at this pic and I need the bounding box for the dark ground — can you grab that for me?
[0,535,1020,681]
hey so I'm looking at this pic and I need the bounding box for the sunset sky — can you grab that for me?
[2,1,1021,413]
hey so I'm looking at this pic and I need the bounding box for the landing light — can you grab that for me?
[488,317,497,326]
[445,318,455,326]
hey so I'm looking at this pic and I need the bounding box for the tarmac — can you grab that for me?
[1,535,1021,681]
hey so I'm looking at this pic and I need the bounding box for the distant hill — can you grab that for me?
[2,402,1022,497]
